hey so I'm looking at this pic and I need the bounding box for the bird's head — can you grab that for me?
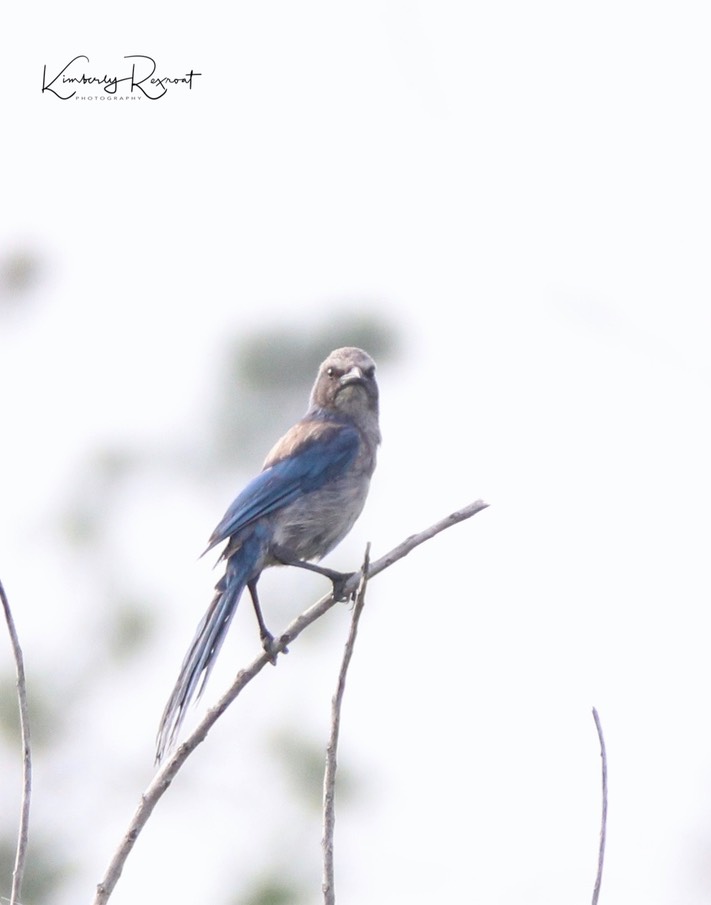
[310,347,379,422]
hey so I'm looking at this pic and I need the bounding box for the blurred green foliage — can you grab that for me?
[0,676,19,743]
[215,315,398,464]
[236,876,308,905]
[0,675,60,751]
[105,598,156,661]
[237,315,397,388]
[0,834,65,905]
[0,248,44,310]
[269,729,355,813]
[60,448,142,548]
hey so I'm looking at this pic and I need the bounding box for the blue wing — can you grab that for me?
[205,423,360,552]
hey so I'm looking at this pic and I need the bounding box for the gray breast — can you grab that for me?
[269,468,374,562]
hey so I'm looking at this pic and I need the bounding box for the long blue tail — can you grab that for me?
[156,542,261,762]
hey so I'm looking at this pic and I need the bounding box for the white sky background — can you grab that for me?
[2,2,711,903]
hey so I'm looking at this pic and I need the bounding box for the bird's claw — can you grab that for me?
[330,571,357,602]
[261,632,287,664]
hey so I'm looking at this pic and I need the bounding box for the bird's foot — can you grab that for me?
[328,570,357,602]
[261,631,287,664]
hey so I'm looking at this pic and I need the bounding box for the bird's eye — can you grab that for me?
[327,367,336,378]
[364,366,375,379]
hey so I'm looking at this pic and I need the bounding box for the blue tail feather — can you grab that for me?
[156,537,263,762]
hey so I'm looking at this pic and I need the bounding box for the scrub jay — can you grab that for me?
[156,346,380,760]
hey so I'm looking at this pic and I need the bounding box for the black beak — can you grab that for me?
[339,366,365,387]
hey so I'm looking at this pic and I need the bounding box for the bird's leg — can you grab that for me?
[247,579,284,663]
[270,544,356,601]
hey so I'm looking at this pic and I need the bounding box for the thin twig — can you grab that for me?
[92,499,489,905]
[0,579,32,905]
[322,544,370,905]
[591,706,608,905]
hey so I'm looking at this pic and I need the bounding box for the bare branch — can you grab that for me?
[0,579,32,905]
[92,499,489,904]
[366,499,490,579]
[591,706,608,905]
[322,544,371,905]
